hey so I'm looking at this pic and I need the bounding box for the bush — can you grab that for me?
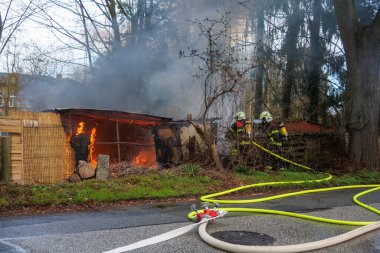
[180,163,200,176]
[235,164,250,174]
[0,197,9,207]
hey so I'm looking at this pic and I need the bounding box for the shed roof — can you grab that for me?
[48,108,172,126]
[286,121,335,133]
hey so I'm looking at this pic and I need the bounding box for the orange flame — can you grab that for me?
[89,127,97,168]
[134,153,148,165]
[132,148,156,167]
[76,122,85,135]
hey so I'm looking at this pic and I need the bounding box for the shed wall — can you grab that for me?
[0,118,22,183]
[2,111,75,184]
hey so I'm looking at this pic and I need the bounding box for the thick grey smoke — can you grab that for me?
[19,0,245,120]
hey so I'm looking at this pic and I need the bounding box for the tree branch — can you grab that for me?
[0,0,34,55]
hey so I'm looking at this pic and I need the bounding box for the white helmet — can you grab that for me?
[236,111,246,120]
[260,111,273,122]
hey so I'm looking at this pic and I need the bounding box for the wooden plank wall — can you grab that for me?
[282,133,343,168]
[11,134,22,182]
[0,118,23,183]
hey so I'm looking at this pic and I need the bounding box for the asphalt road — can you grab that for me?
[0,188,380,253]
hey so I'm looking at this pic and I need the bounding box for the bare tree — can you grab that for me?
[31,0,173,74]
[78,0,94,72]
[33,0,121,70]
[181,12,254,170]
[21,43,59,76]
[117,0,169,46]
[0,0,34,57]
[106,0,121,48]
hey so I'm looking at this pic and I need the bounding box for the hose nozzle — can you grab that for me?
[202,202,210,209]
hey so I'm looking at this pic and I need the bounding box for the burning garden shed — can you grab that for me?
[53,108,172,169]
[0,108,211,184]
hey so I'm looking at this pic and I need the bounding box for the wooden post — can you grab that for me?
[0,137,2,181]
[69,112,72,136]
[1,136,11,182]
[116,120,121,163]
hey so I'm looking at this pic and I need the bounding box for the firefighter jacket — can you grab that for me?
[260,121,287,146]
[225,120,251,145]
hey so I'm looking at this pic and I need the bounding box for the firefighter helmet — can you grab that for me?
[236,111,246,120]
[260,111,273,123]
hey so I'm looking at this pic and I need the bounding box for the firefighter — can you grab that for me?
[225,111,252,157]
[259,111,288,147]
[257,111,289,169]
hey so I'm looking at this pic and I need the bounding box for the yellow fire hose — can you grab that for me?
[188,141,380,252]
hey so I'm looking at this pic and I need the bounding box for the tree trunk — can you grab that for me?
[106,0,121,50]
[137,0,145,44]
[0,12,3,42]
[190,121,223,171]
[253,9,264,118]
[202,112,223,170]
[145,0,153,31]
[333,0,380,170]
[210,141,223,171]
[348,42,380,170]
[306,0,322,122]
[281,0,302,119]
[78,0,93,72]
